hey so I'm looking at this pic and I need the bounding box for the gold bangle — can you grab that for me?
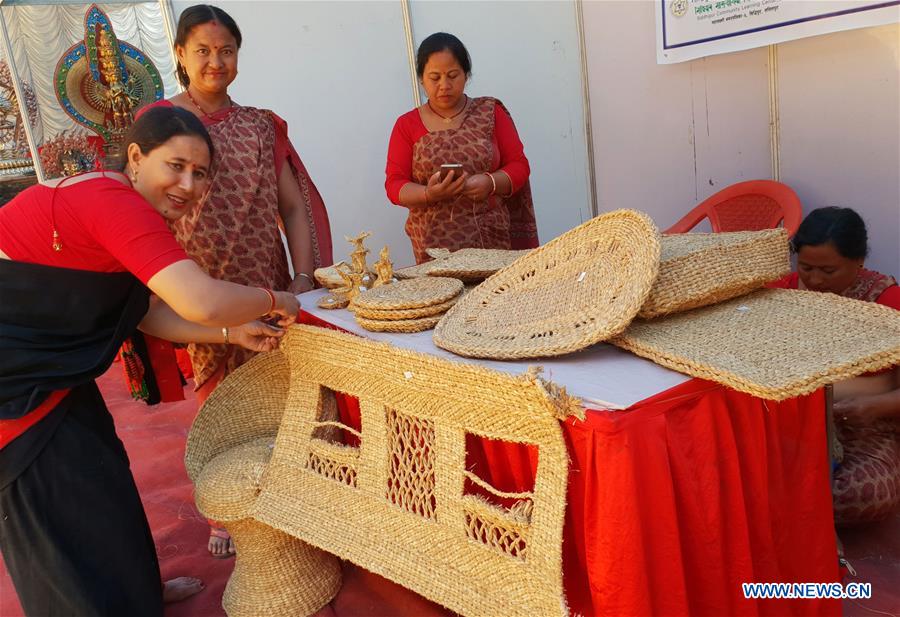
[222,326,229,344]
[297,272,314,285]
[260,287,276,316]
[484,172,497,195]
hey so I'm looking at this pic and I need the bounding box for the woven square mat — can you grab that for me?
[639,229,790,318]
[613,288,900,400]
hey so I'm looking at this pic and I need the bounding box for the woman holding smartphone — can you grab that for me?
[384,32,539,264]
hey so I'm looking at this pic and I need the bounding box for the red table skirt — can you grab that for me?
[299,312,840,616]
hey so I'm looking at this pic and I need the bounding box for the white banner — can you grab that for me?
[656,0,900,64]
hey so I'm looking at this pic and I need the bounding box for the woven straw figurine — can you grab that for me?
[372,246,397,288]
[335,263,367,308]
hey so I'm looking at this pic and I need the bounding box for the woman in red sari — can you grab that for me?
[385,32,539,264]
[771,207,899,525]
[138,4,333,556]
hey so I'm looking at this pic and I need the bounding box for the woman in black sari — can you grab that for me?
[0,106,301,616]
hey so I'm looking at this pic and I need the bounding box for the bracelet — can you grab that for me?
[222,326,229,344]
[297,272,314,285]
[260,287,276,316]
[484,173,497,196]
[423,186,432,205]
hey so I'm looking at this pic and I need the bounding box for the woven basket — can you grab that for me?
[639,229,790,318]
[356,314,443,333]
[352,276,463,310]
[434,210,661,359]
[613,288,900,401]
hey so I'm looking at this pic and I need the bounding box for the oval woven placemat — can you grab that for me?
[433,209,661,359]
[426,248,531,282]
[352,294,461,320]
[356,314,443,333]
[613,288,900,401]
[314,265,345,289]
[353,277,464,310]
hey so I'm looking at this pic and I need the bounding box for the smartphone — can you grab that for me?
[440,163,464,181]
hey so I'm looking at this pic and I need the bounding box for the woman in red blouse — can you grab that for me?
[385,32,539,264]
[0,106,300,616]
[771,207,899,525]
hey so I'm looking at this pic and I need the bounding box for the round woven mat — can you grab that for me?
[314,266,345,289]
[426,248,530,282]
[352,277,463,311]
[352,294,461,320]
[356,314,443,333]
[434,210,660,359]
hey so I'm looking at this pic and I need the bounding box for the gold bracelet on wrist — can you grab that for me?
[222,326,229,344]
[297,272,314,285]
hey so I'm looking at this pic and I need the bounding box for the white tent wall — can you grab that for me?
[583,0,898,276]
[170,0,898,276]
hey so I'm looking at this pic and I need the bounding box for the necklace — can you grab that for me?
[186,88,232,117]
[427,94,468,124]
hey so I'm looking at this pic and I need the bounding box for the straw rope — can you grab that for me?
[191,324,578,616]
[434,209,661,359]
[352,294,460,320]
[352,277,463,310]
[355,313,443,333]
[639,229,790,318]
[613,288,900,401]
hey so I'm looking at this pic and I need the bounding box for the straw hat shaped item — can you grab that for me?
[314,265,345,289]
[638,229,790,319]
[434,210,661,359]
[352,277,463,311]
[613,288,900,401]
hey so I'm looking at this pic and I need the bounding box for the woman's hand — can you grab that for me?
[462,173,494,202]
[230,321,286,352]
[834,395,883,425]
[287,274,315,295]
[267,291,300,326]
[425,169,468,203]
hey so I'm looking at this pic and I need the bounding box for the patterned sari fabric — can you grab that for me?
[832,269,900,525]
[171,106,328,388]
[407,97,537,264]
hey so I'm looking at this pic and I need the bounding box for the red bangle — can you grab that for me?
[260,287,276,315]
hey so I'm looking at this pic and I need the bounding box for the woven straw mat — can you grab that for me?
[394,249,452,280]
[352,276,463,310]
[434,209,661,359]
[428,248,531,282]
[353,294,460,320]
[314,265,345,289]
[613,288,900,401]
[639,229,790,319]
[356,314,443,333]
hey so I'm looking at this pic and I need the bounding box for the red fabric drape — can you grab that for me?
[298,311,840,616]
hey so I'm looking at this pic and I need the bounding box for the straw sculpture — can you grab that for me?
[639,229,790,318]
[613,288,900,401]
[434,209,661,359]
[184,351,341,616]
[187,324,582,616]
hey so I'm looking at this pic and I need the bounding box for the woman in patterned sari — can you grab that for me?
[771,207,899,525]
[139,4,332,556]
[385,32,539,264]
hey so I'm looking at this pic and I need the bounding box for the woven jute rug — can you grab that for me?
[434,209,661,359]
[352,277,463,311]
[639,229,790,318]
[613,288,900,400]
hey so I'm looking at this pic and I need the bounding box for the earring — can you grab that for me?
[129,168,137,183]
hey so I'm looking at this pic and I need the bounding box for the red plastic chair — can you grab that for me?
[664,180,803,237]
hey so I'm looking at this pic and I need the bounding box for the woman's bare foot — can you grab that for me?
[163,576,204,603]
[209,526,235,558]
